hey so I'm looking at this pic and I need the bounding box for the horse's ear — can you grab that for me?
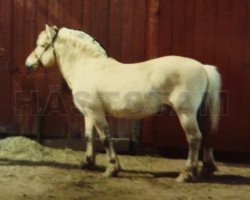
[52,25,59,31]
[45,24,50,32]
[45,24,56,39]
[45,24,51,38]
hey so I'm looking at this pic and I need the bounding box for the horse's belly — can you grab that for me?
[103,93,163,119]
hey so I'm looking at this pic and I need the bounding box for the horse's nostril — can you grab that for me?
[25,64,31,69]
[25,63,33,70]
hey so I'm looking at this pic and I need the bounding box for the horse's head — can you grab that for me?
[25,24,59,70]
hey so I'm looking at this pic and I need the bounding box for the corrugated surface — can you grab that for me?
[0,0,249,153]
[142,0,250,153]
[0,0,146,140]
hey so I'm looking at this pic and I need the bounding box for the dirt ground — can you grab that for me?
[0,137,249,200]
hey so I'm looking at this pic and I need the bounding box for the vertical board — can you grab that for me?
[108,0,122,60]
[120,0,135,62]
[70,0,82,29]
[143,0,250,153]
[158,0,173,57]
[90,0,109,50]
[59,0,71,27]
[215,0,249,152]
[82,0,92,32]
[0,0,12,133]
[12,0,25,73]
[133,0,146,62]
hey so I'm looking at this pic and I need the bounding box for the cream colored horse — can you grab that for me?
[25,25,221,182]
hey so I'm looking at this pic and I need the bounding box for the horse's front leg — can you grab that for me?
[95,118,120,177]
[80,117,96,169]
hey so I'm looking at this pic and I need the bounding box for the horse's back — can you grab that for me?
[71,55,208,119]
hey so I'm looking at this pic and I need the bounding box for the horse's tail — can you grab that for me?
[201,65,221,132]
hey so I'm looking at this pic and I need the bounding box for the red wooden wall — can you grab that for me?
[0,0,146,139]
[0,0,249,153]
[142,0,250,153]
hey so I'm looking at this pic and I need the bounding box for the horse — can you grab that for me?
[25,25,221,182]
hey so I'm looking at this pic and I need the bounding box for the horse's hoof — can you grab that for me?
[102,165,120,177]
[80,160,96,170]
[175,172,197,183]
[200,163,218,178]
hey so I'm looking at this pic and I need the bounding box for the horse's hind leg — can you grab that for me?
[201,133,218,177]
[202,147,217,177]
[197,110,218,177]
[80,117,96,169]
[94,116,120,177]
[175,112,202,182]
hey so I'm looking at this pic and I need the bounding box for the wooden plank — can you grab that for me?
[36,0,47,34]
[31,1,50,138]
[108,0,122,60]
[133,0,146,62]
[0,0,3,130]
[212,0,234,151]
[88,0,109,49]
[70,0,82,29]
[120,0,134,62]
[41,84,68,138]
[171,0,187,56]
[12,0,25,73]
[183,0,196,58]
[47,0,60,26]
[241,0,250,153]
[146,0,160,59]
[16,0,38,136]
[90,0,99,36]
[218,0,249,153]
[0,0,12,63]
[213,0,234,88]
[0,0,12,133]
[193,0,206,61]
[158,0,173,57]
[96,0,109,50]
[82,0,92,32]
[59,0,71,27]
[158,0,196,57]
[23,0,37,66]
[201,0,218,64]
[0,1,14,133]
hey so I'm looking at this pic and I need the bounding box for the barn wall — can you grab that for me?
[0,0,146,139]
[142,0,250,153]
[0,0,249,153]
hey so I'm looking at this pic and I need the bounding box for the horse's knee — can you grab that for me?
[187,134,202,149]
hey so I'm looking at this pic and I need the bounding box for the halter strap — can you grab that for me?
[34,28,60,66]
[51,28,60,59]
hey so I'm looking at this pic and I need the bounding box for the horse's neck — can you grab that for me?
[54,37,106,89]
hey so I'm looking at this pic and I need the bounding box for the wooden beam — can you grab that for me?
[146,0,160,59]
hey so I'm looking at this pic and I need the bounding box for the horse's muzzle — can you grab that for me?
[25,61,38,70]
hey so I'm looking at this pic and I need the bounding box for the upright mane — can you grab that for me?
[58,28,108,58]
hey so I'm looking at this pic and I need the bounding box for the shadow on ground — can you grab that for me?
[1,158,250,186]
